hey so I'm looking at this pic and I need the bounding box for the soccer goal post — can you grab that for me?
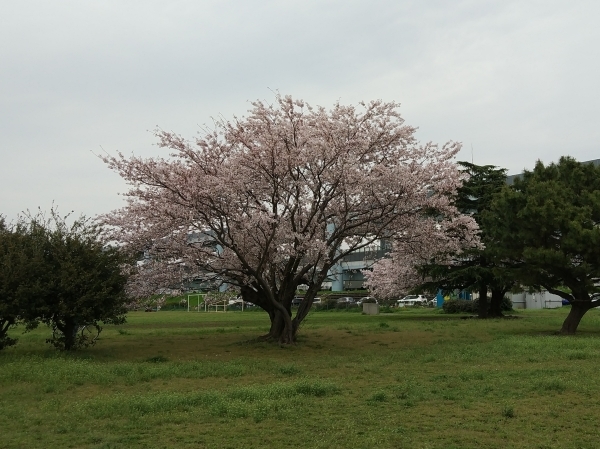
[186,293,205,312]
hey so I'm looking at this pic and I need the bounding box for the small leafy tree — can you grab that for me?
[486,157,600,334]
[0,217,45,349]
[34,212,130,350]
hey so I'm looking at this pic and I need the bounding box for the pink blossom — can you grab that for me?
[100,95,479,342]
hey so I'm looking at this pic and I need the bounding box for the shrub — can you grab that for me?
[379,299,396,308]
[442,297,513,314]
[499,296,513,311]
[442,300,477,314]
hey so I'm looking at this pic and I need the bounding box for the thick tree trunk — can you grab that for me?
[560,302,592,335]
[265,308,295,344]
[489,288,505,318]
[478,285,489,318]
[240,284,315,344]
[263,293,317,344]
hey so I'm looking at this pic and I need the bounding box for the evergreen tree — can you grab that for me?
[485,157,600,334]
[418,162,513,317]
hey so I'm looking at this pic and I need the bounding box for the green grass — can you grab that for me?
[2,308,600,448]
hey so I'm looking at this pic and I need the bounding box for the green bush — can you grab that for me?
[442,297,513,314]
[380,299,395,307]
[442,300,477,314]
[500,296,513,311]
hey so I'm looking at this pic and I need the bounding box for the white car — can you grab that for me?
[396,294,428,307]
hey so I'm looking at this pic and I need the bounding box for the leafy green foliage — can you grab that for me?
[486,157,600,333]
[442,299,478,314]
[454,162,508,222]
[0,210,130,350]
[442,297,512,314]
[0,217,48,349]
[33,212,130,350]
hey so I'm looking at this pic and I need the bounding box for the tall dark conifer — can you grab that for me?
[419,162,512,317]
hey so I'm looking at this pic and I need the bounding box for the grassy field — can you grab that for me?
[2,307,600,448]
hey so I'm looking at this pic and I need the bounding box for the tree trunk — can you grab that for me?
[560,302,592,335]
[478,285,488,318]
[0,319,11,340]
[265,308,295,344]
[0,319,17,350]
[240,284,314,344]
[291,285,319,336]
[57,318,78,350]
[489,288,505,318]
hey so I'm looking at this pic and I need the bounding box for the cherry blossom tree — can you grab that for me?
[124,259,182,311]
[364,213,480,299]
[102,95,479,343]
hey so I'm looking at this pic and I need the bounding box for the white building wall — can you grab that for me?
[510,291,563,309]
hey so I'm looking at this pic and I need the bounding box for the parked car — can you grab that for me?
[291,296,303,306]
[396,294,428,307]
[337,296,357,304]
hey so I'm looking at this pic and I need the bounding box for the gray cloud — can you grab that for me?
[1,0,599,220]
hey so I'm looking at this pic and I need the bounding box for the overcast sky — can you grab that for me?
[1,0,599,220]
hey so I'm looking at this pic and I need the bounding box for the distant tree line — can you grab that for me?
[0,210,129,350]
